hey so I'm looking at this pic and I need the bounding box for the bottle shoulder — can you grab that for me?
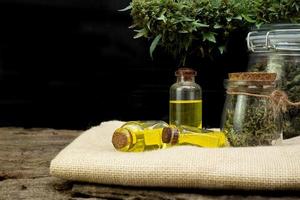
[170,82,202,99]
[170,82,202,90]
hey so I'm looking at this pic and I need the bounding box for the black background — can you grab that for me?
[0,0,248,130]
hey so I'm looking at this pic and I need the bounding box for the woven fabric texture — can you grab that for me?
[50,121,300,190]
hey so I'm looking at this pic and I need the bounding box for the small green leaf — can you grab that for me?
[226,17,232,22]
[203,32,216,43]
[218,46,225,54]
[232,15,242,20]
[195,22,210,28]
[295,4,299,12]
[147,21,151,31]
[255,22,264,29]
[128,24,136,29]
[268,7,276,12]
[118,5,132,12]
[181,16,194,22]
[178,30,189,33]
[150,34,162,59]
[213,24,222,29]
[133,29,147,39]
[157,11,167,23]
[241,14,256,23]
[157,15,167,23]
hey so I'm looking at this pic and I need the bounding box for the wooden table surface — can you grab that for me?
[0,127,299,200]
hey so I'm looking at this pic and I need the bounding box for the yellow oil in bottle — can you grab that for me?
[178,131,228,147]
[169,100,202,128]
[162,126,228,148]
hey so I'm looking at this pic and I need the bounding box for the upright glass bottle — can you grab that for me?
[112,121,169,152]
[169,67,202,128]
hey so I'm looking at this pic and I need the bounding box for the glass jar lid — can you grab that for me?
[247,24,300,53]
[228,72,277,81]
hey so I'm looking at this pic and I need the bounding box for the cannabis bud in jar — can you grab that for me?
[246,24,300,138]
[220,72,283,147]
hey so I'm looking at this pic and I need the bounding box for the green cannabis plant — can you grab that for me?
[122,0,300,65]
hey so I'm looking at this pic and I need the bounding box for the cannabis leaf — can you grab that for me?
[125,0,300,65]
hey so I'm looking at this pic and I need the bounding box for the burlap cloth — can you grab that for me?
[50,120,300,190]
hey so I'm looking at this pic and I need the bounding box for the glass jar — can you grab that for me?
[246,24,300,138]
[220,72,283,147]
[169,67,202,128]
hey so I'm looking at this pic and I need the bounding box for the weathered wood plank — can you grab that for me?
[0,177,71,200]
[0,127,81,179]
[0,127,80,199]
[0,127,300,200]
[71,182,300,200]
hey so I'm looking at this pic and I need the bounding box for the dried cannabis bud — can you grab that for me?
[221,72,282,147]
[223,96,281,147]
[249,57,300,139]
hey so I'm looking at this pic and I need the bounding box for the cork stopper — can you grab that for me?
[162,127,172,143]
[175,67,197,77]
[162,127,179,145]
[228,72,276,81]
[112,128,132,151]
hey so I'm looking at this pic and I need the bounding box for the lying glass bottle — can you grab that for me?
[112,121,228,152]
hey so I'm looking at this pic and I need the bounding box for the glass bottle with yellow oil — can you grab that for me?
[162,125,229,148]
[169,67,202,128]
[111,121,169,152]
[112,121,227,153]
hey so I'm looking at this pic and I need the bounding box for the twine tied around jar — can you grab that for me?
[226,90,300,115]
[227,72,300,116]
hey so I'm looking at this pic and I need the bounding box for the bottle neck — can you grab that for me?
[176,75,195,82]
